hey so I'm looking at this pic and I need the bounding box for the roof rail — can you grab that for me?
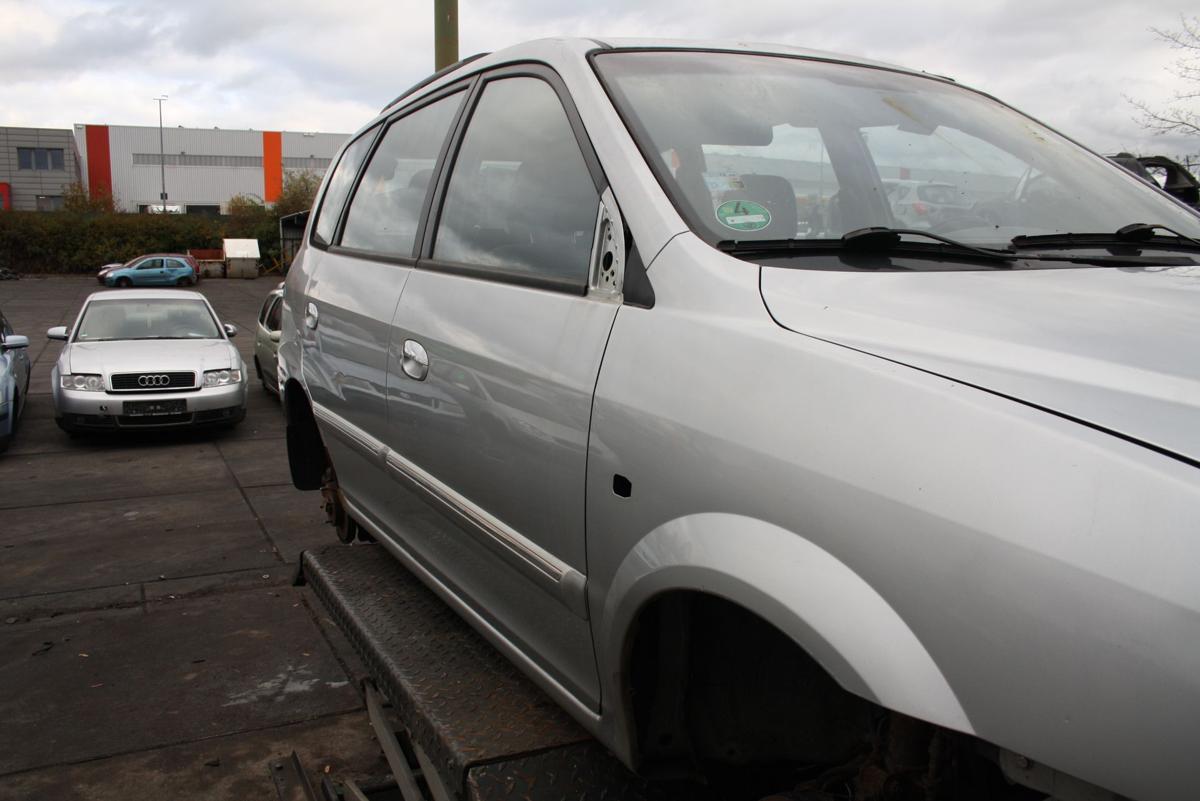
[380,52,491,113]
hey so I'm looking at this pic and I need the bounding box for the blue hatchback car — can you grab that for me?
[105,254,198,287]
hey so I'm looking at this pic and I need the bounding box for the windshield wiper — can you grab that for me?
[841,227,1017,261]
[717,227,1017,264]
[1011,223,1200,252]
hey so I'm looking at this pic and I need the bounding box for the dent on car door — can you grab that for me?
[381,70,616,709]
[302,87,468,508]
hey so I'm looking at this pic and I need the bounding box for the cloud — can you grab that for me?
[0,0,1195,159]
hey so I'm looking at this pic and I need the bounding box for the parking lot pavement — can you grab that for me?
[0,276,387,799]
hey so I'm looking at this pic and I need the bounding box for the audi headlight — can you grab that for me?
[60,373,104,392]
[203,368,243,387]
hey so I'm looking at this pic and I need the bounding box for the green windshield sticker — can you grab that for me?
[716,200,771,232]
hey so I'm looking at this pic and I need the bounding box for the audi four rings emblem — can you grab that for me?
[138,374,171,387]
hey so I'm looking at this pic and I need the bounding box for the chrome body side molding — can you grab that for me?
[312,402,588,619]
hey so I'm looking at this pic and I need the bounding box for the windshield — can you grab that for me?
[594,51,1200,247]
[75,298,221,342]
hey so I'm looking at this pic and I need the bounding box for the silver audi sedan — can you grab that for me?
[49,289,247,433]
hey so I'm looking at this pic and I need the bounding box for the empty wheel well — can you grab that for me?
[626,591,879,781]
[284,380,326,490]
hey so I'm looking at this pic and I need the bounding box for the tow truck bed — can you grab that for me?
[301,543,690,801]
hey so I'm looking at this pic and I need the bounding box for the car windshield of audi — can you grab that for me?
[48,289,247,432]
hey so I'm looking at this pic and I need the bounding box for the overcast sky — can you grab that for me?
[1,0,1195,158]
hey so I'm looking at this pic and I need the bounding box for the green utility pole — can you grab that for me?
[434,0,458,70]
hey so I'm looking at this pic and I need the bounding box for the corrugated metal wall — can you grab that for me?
[88,125,348,212]
[0,127,80,211]
[281,131,347,169]
[108,126,264,211]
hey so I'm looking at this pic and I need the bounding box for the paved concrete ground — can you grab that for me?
[0,276,388,800]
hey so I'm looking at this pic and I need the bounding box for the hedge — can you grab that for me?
[0,211,282,274]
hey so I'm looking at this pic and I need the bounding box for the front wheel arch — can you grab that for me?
[598,514,972,768]
[624,589,881,778]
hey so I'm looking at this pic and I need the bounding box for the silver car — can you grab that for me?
[278,40,1200,801]
[0,307,31,452]
[253,283,285,394]
[49,289,247,432]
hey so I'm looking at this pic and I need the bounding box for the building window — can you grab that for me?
[282,156,332,169]
[133,153,263,168]
[18,148,65,171]
[185,205,221,216]
[35,195,64,211]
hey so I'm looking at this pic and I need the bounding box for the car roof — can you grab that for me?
[381,37,941,117]
[85,289,207,302]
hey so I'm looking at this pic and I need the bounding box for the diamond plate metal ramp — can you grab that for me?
[302,543,602,797]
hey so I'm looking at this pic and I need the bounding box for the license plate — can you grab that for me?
[124,399,186,416]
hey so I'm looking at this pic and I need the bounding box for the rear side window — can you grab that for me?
[313,125,381,245]
[258,295,274,325]
[265,297,283,331]
[340,91,464,258]
[433,77,599,284]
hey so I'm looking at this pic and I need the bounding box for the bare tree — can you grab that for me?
[1129,15,1200,138]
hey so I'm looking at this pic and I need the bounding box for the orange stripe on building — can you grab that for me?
[262,131,282,203]
[85,125,112,200]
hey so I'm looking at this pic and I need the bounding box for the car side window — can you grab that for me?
[137,259,164,270]
[258,295,274,325]
[312,125,382,245]
[433,77,600,284]
[340,91,464,258]
[265,297,283,331]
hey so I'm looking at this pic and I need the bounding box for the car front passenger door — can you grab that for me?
[382,70,619,710]
[135,258,165,284]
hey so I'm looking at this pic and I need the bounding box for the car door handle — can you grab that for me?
[304,302,319,329]
[401,339,429,381]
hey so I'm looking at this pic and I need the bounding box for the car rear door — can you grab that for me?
[381,67,621,710]
[300,83,470,514]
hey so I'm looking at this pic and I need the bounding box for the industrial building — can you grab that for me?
[73,124,349,213]
[0,127,81,211]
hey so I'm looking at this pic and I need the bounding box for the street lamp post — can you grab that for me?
[154,95,168,212]
[434,0,457,70]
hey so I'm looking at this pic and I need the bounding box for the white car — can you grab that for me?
[48,289,247,433]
